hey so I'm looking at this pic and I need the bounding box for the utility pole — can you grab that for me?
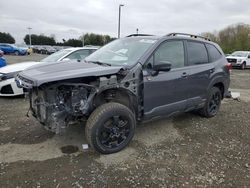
[118,4,124,38]
[82,33,85,46]
[27,27,32,46]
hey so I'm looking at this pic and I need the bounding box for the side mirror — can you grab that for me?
[248,55,250,59]
[153,61,172,72]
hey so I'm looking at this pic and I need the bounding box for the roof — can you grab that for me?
[126,33,215,43]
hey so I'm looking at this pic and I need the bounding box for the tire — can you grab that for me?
[85,102,136,154]
[199,87,222,118]
[241,62,246,70]
[14,51,19,56]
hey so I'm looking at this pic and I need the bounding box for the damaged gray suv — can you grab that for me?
[16,33,230,154]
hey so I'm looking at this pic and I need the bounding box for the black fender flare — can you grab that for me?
[207,75,227,96]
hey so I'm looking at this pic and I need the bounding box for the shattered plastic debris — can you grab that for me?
[231,92,240,101]
[82,144,89,150]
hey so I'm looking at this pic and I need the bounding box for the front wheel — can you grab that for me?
[14,51,19,55]
[85,102,136,154]
[241,62,246,70]
[199,87,222,118]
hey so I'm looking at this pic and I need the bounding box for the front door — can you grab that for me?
[143,40,190,119]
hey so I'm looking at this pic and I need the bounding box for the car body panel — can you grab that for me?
[0,61,39,73]
[0,78,23,96]
[19,61,123,87]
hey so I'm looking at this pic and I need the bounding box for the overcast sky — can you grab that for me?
[0,0,250,44]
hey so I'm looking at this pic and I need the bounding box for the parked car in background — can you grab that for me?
[0,46,99,96]
[0,50,7,68]
[40,46,57,55]
[16,44,32,55]
[0,43,27,55]
[32,46,45,54]
[226,51,250,69]
[53,46,64,52]
[17,33,230,154]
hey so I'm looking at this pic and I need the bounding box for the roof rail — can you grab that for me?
[166,33,211,41]
[126,34,154,37]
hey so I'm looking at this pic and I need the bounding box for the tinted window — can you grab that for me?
[205,44,222,62]
[154,40,185,68]
[187,41,208,65]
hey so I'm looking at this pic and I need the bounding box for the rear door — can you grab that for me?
[143,40,191,119]
[184,41,217,107]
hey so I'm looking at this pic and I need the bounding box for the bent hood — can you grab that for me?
[0,61,39,73]
[18,61,123,87]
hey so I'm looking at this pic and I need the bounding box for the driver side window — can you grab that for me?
[154,40,185,69]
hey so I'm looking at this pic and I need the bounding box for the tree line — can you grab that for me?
[23,33,116,47]
[202,23,250,53]
[0,32,115,47]
[0,32,15,43]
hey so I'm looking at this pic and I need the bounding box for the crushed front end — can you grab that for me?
[17,74,97,134]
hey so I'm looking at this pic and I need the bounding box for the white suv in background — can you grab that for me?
[226,51,250,70]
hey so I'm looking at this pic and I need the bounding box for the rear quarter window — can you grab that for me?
[187,41,208,65]
[205,43,222,62]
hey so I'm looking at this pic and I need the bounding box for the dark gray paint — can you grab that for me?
[19,61,123,87]
[16,35,230,130]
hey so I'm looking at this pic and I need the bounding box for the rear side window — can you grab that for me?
[205,43,222,62]
[187,41,208,65]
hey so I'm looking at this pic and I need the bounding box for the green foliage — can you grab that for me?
[63,38,83,47]
[202,23,250,54]
[22,33,115,47]
[0,32,15,43]
[80,33,116,46]
[24,34,56,45]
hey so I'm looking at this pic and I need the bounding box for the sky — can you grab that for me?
[0,0,250,44]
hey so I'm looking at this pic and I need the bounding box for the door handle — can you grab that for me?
[181,72,188,78]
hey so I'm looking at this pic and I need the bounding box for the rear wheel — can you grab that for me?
[85,102,136,154]
[199,87,222,118]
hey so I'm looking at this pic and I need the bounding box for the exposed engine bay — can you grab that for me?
[27,66,142,134]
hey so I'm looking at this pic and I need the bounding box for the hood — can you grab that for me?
[19,61,123,87]
[226,56,246,60]
[0,61,39,73]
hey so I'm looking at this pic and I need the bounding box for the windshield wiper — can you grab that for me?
[87,61,111,67]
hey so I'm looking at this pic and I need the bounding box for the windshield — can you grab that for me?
[41,49,71,62]
[85,37,156,66]
[231,51,248,57]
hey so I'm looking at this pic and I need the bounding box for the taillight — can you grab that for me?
[226,63,232,72]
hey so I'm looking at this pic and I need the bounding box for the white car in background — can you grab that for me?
[226,51,250,70]
[0,46,99,96]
